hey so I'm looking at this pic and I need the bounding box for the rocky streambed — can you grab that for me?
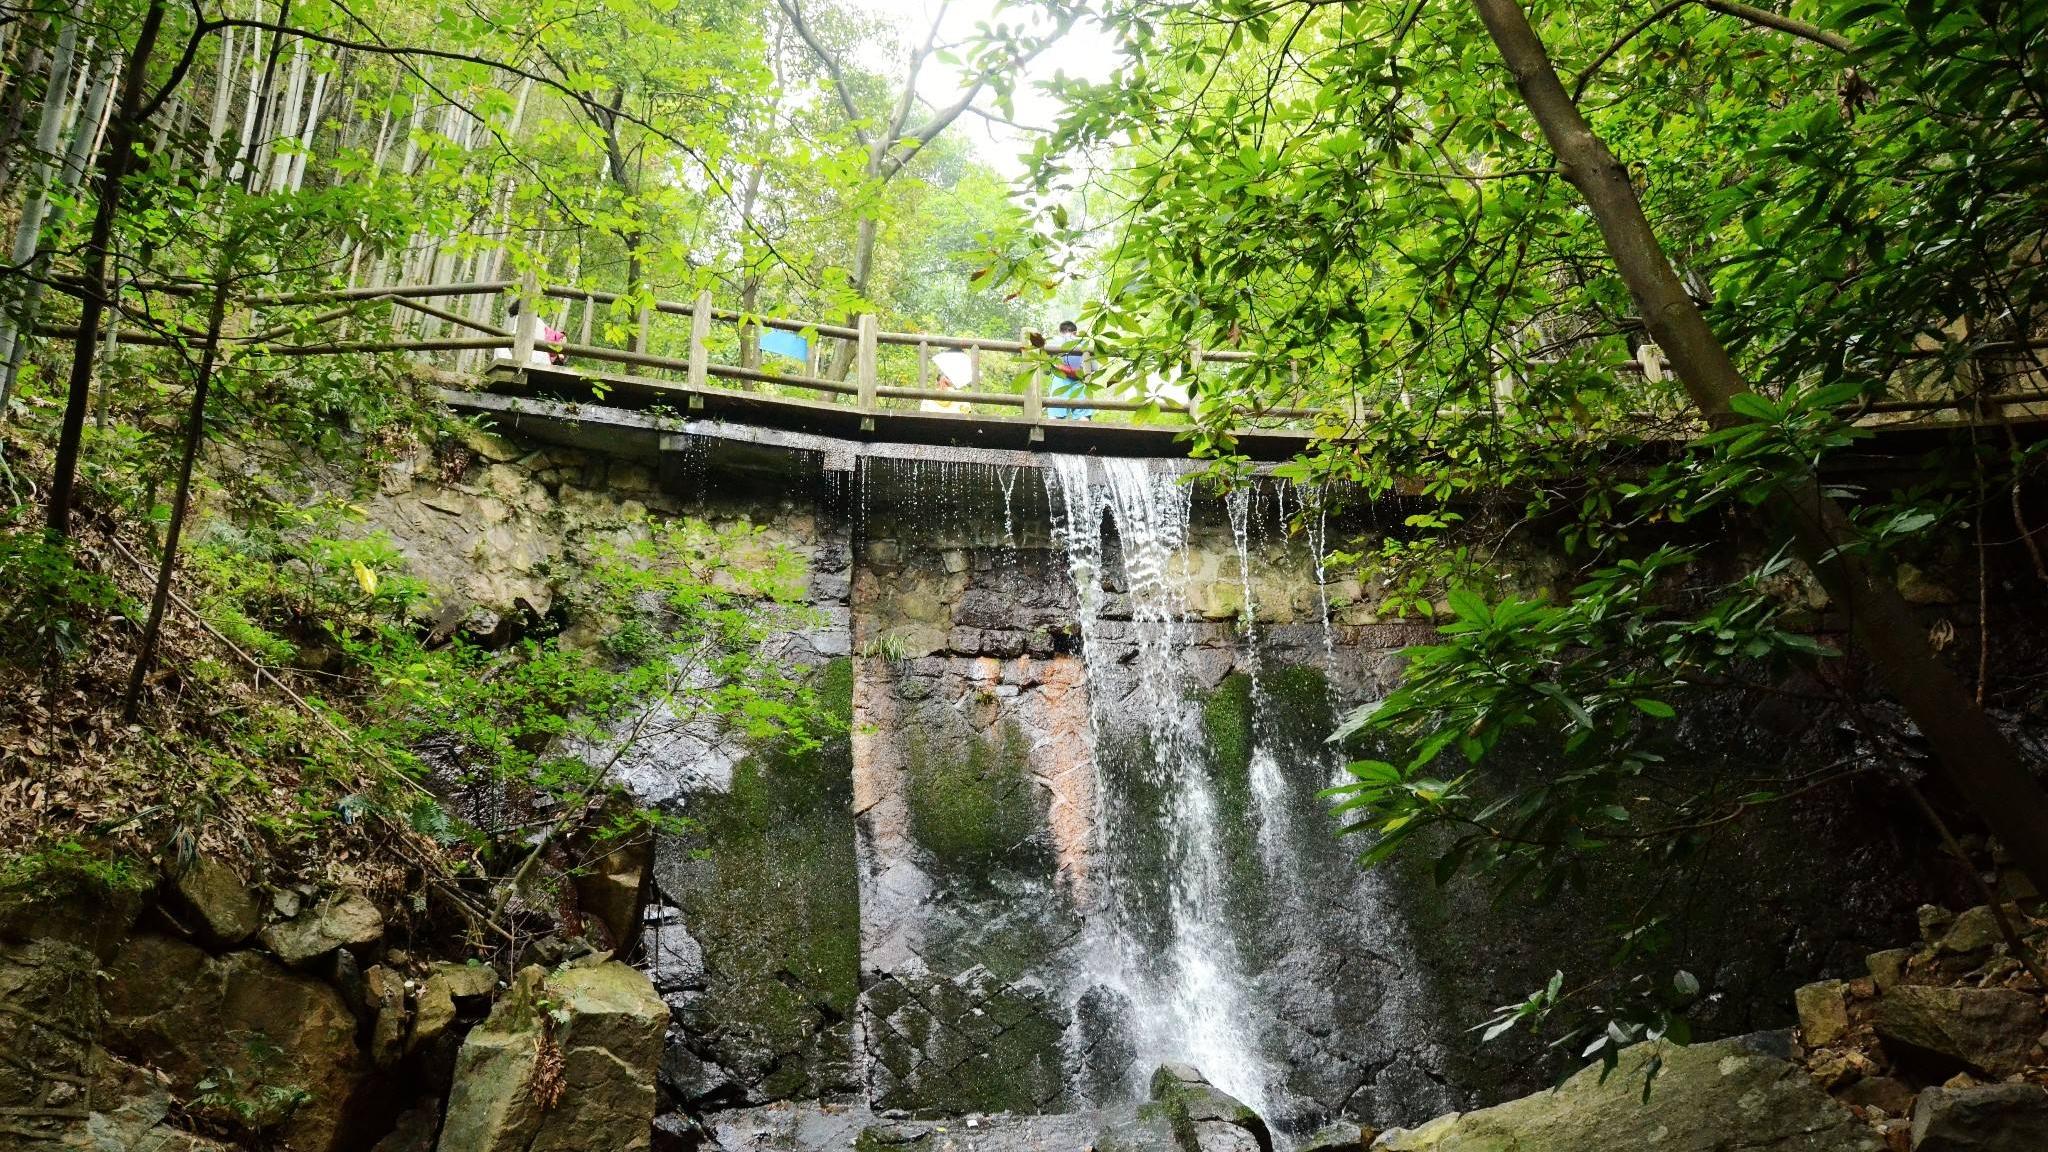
[5,829,2047,1152]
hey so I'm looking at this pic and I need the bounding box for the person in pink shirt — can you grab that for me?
[500,299,567,367]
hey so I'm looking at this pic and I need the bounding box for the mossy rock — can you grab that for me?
[1148,1063,1274,1152]
[905,717,1045,875]
[666,656,861,1099]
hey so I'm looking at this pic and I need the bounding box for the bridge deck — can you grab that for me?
[476,362,1319,460]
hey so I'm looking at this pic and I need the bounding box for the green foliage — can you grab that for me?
[191,1034,313,1135]
[0,526,134,670]
[0,838,155,897]
[341,518,819,853]
[1015,0,2048,1066]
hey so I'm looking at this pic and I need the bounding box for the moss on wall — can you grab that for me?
[904,718,1044,878]
[1200,665,1337,964]
[1202,672,1272,937]
[672,656,861,1097]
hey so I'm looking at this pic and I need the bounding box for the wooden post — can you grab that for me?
[1021,328,1044,441]
[634,297,651,356]
[1187,346,1204,420]
[579,290,594,346]
[687,289,712,410]
[1025,371,1046,441]
[509,273,537,372]
[856,313,878,431]
[916,340,930,389]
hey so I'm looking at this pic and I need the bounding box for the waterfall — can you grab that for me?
[1043,456,1277,1116]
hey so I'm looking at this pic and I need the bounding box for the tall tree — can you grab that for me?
[777,0,1066,344]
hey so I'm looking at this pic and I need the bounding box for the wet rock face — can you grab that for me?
[1150,1063,1275,1152]
[860,968,1071,1115]
[1374,1033,1879,1152]
[348,436,1939,1137]
[649,655,862,1108]
[851,650,1091,987]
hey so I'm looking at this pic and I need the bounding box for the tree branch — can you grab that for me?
[1571,0,1853,102]
[1698,0,1853,54]
[776,0,864,140]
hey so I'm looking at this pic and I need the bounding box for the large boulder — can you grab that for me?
[165,858,263,947]
[437,957,668,1152]
[99,934,365,1152]
[1869,985,2043,1078]
[1909,1083,2048,1152]
[1373,1033,1878,1152]
[1149,1063,1275,1152]
[58,1054,240,1151]
[1794,980,1850,1047]
[409,960,500,1055]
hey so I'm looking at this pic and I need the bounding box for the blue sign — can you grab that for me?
[759,328,809,365]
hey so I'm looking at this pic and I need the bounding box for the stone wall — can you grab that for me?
[343,419,1945,1143]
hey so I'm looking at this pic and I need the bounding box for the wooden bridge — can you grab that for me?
[48,276,2048,463]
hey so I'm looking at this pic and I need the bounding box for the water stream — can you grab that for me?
[1043,456,1277,1115]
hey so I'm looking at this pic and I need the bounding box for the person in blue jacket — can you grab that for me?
[1046,320,1094,419]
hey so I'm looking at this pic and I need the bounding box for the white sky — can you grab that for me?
[846,0,1124,177]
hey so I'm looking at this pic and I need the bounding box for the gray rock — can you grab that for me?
[166,858,262,946]
[861,968,1070,1115]
[1909,1083,2048,1151]
[1300,1121,1373,1152]
[372,1101,444,1152]
[1371,1034,1877,1152]
[658,1037,735,1105]
[575,840,650,952]
[366,964,409,1068]
[258,889,384,967]
[1837,1076,1917,1116]
[1867,949,1913,992]
[640,907,706,993]
[1796,980,1851,1047]
[75,1055,241,1151]
[1189,1121,1263,1152]
[436,958,668,1152]
[410,959,500,1055]
[1150,1064,1274,1152]
[1871,985,2042,1078]
[1919,906,1957,946]
[1937,907,2005,955]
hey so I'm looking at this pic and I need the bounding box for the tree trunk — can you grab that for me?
[44,0,166,537]
[1468,0,2048,889]
[825,211,879,380]
[1,40,106,410]
[0,10,82,390]
[123,260,233,720]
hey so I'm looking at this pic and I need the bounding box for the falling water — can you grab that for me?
[1225,484,1295,880]
[1043,455,1276,1117]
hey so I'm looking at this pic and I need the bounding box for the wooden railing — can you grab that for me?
[36,276,2048,438]
[491,275,1307,436]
